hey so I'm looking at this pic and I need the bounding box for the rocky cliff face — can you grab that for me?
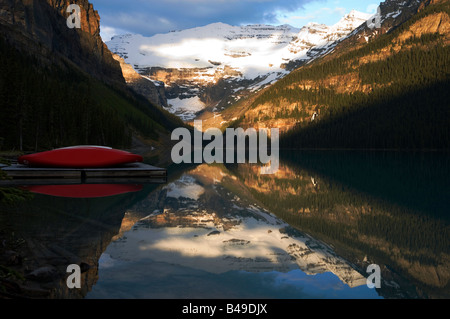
[328,0,427,54]
[112,54,168,108]
[0,0,124,85]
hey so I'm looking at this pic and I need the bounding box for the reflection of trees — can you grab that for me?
[226,151,450,298]
[0,183,157,298]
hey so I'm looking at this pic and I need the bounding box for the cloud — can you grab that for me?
[321,7,347,16]
[279,5,349,27]
[90,0,314,36]
[366,3,379,14]
[287,15,315,20]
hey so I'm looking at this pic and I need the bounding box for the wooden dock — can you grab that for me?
[0,162,167,185]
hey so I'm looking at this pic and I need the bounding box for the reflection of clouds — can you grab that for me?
[98,253,118,268]
[90,251,380,299]
[97,253,130,269]
[104,201,367,288]
[91,213,380,298]
[135,219,285,262]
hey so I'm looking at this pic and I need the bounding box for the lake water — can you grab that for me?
[1,151,449,299]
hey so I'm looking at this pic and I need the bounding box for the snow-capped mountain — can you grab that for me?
[108,23,302,81]
[106,11,371,122]
[349,0,425,44]
[289,10,375,54]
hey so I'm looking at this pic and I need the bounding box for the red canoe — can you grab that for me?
[18,146,143,168]
[21,184,144,198]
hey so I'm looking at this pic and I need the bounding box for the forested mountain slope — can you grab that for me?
[228,0,450,149]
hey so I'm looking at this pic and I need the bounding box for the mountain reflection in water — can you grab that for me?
[87,165,374,298]
[88,151,449,299]
[1,151,448,299]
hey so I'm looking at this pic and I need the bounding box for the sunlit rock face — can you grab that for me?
[112,54,168,108]
[0,0,124,85]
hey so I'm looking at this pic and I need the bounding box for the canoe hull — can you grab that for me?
[21,184,144,198]
[18,146,143,168]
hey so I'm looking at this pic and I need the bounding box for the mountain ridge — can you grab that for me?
[106,11,371,123]
[220,0,450,149]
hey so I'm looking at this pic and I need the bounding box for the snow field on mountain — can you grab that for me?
[167,96,206,121]
[106,11,371,120]
[108,12,371,80]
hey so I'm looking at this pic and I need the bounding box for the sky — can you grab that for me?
[88,0,381,41]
